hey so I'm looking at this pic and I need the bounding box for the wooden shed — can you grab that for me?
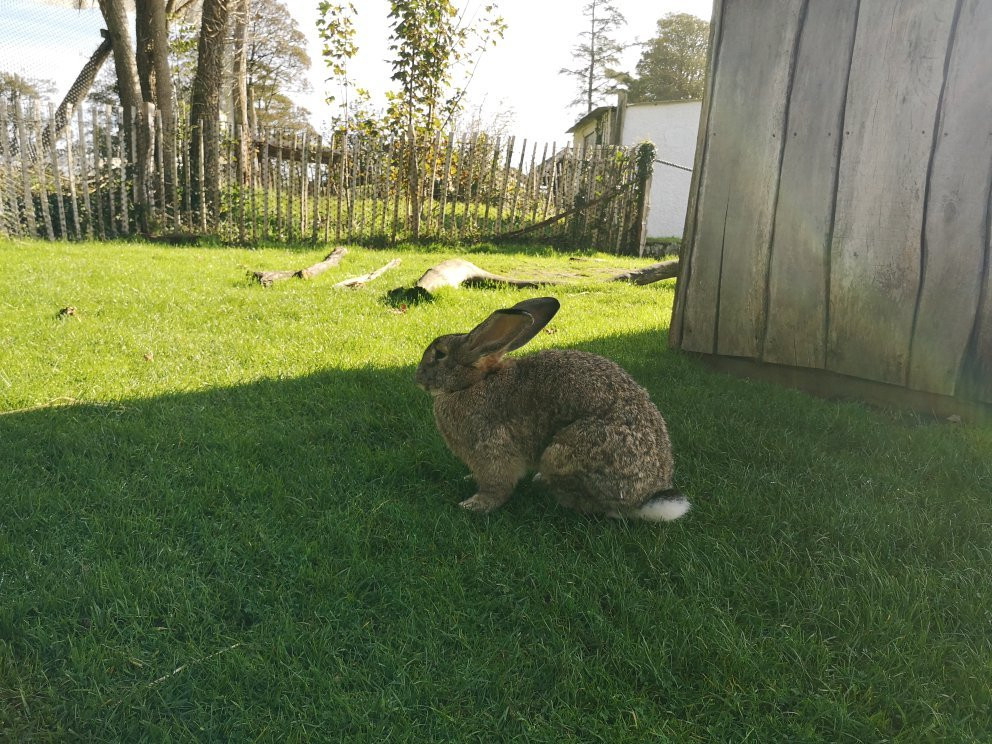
[671,0,992,418]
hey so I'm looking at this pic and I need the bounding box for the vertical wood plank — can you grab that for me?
[531,142,548,226]
[508,138,527,231]
[183,111,193,230]
[33,103,55,240]
[46,103,67,240]
[169,111,180,231]
[495,136,514,234]
[542,142,558,226]
[276,130,284,239]
[262,128,270,241]
[76,104,92,239]
[368,139,380,239]
[90,106,105,239]
[0,100,18,237]
[237,124,246,244]
[390,136,402,244]
[312,133,321,244]
[324,135,332,243]
[356,136,366,239]
[457,134,476,239]
[299,130,308,238]
[906,0,992,395]
[351,134,362,243]
[155,109,166,232]
[63,104,81,239]
[827,0,958,384]
[438,132,455,238]
[959,198,992,402]
[117,108,129,235]
[14,100,38,237]
[197,119,207,232]
[762,0,859,368]
[379,139,393,238]
[683,0,803,355]
[129,107,140,230]
[423,131,441,235]
[0,100,23,237]
[335,132,346,242]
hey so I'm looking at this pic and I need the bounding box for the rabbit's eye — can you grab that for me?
[434,349,447,361]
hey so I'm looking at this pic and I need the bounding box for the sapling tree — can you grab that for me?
[560,0,627,113]
[385,0,505,236]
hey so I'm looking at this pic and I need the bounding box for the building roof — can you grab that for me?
[625,98,702,109]
[566,105,616,134]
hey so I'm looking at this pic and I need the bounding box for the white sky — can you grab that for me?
[290,0,713,143]
[0,0,713,144]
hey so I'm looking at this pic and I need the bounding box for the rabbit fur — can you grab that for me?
[415,297,689,522]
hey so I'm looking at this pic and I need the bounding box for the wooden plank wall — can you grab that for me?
[673,0,992,407]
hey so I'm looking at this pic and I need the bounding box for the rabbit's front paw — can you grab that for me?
[459,492,509,513]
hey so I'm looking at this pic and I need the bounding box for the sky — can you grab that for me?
[0,0,712,144]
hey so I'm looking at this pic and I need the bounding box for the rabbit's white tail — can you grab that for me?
[635,491,691,522]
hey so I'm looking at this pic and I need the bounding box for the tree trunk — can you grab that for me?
[97,0,150,233]
[135,0,176,207]
[190,0,231,222]
[97,0,143,118]
[135,1,155,103]
[231,0,251,184]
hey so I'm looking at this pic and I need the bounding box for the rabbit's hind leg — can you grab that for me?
[538,419,645,517]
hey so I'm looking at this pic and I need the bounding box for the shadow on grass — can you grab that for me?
[2,329,991,739]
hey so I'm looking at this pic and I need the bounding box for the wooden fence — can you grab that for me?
[0,98,653,253]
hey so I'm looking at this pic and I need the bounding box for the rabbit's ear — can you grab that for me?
[458,297,560,362]
[503,297,559,351]
[459,309,535,361]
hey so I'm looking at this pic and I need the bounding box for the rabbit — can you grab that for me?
[415,296,690,522]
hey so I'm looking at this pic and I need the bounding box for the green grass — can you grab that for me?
[1,239,990,742]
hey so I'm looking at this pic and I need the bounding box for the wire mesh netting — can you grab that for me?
[0,1,110,107]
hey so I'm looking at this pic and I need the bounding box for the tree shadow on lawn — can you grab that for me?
[2,329,991,738]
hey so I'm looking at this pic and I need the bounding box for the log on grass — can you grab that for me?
[415,258,565,293]
[388,258,565,304]
[334,258,401,289]
[609,259,679,285]
[251,246,348,287]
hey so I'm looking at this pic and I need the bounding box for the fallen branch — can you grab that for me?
[389,258,566,303]
[609,259,679,285]
[333,258,401,289]
[251,247,348,287]
[387,256,679,304]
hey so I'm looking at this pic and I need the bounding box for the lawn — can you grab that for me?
[1,239,990,741]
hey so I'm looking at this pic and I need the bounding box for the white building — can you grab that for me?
[567,93,701,239]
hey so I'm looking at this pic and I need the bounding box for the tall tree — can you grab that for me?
[560,0,626,114]
[135,0,177,201]
[248,0,313,129]
[230,0,251,181]
[625,13,709,102]
[189,0,231,220]
[97,0,144,117]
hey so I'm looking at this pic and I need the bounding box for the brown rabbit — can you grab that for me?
[415,297,689,521]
